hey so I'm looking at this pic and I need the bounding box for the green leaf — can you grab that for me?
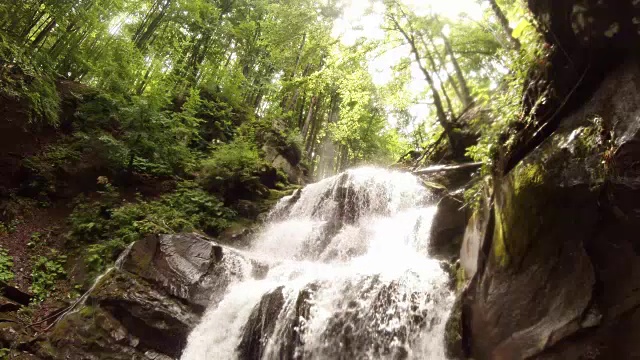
[512,19,532,39]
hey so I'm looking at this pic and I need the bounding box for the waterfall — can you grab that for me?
[181,167,454,360]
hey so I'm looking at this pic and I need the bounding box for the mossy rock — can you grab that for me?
[463,60,640,359]
[44,269,197,359]
[491,115,607,269]
[444,295,464,360]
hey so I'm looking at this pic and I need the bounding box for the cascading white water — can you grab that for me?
[181,167,454,360]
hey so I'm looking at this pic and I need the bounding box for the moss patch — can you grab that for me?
[491,142,602,269]
[257,187,300,214]
[444,295,464,359]
[493,163,549,267]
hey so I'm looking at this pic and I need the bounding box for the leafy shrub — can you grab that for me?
[30,252,67,303]
[0,33,61,126]
[0,248,15,283]
[73,93,198,178]
[68,180,235,274]
[465,16,546,168]
[0,71,61,126]
[27,232,45,249]
[0,220,19,236]
[199,139,267,201]
[21,141,84,196]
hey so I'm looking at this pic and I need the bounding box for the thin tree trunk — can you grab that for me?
[389,14,460,155]
[136,64,154,95]
[307,114,321,157]
[19,9,45,41]
[486,0,520,50]
[308,95,324,150]
[419,34,455,116]
[133,0,171,50]
[425,34,465,103]
[301,95,318,140]
[305,107,320,156]
[442,34,473,106]
[338,145,349,172]
[426,50,455,116]
[297,92,307,129]
[292,33,307,78]
[30,17,56,48]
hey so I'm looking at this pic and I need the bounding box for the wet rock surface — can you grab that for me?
[262,143,306,185]
[428,194,467,261]
[462,60,640,359]
[31,233,259,359]
[236,276,449,360]
[238,286,287,360]
[120,233,254,311]
[237,284,317,360]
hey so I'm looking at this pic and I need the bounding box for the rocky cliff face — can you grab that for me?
[460,1,640,358]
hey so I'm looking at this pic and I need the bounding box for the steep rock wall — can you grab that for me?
[462,57,640,359]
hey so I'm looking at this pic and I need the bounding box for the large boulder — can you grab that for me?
[36,233,261,359]
[119,233,256,311]
[415,162,482,260]
[462,60,640,359]
[262,143,306,185]
[237,284,316,360]
[428,194,468,261]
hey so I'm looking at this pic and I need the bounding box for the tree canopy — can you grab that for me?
[0,0,542,177]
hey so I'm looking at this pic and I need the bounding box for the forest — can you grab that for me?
[0,0,563,357]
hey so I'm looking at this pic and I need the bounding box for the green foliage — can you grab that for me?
[30,252,67,303]
[199,139,267,200]
[466,6,547,168]
[0,0,415,181]
[68,180,235,274]
[28,232,46,249]
[76,93,199,176]
[0,220,20,236]
[22,141,83,196]
[0,248,14,284]
[0,32,61,126]
[17,73,61,125]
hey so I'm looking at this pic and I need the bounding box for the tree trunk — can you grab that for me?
[133,0,171,50]
[442,34,473,106]
[297,92,307,129]
[486,0,521,50]
[301,95,318,140]
[305,108,319,156]
[425,34,465,104]
[423,43,456,117]
[305,95,325,156]
[19,9,45,42]
[292,33,307,78]
[390,15,461,156]
[30,18,56,49]
[338,145,349,172]
[307,115,321,158]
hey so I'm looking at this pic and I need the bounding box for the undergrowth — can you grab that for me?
[0,33,60,126]
[0,248,14,284]
[68,179,235,274]
[30,251,67,303]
